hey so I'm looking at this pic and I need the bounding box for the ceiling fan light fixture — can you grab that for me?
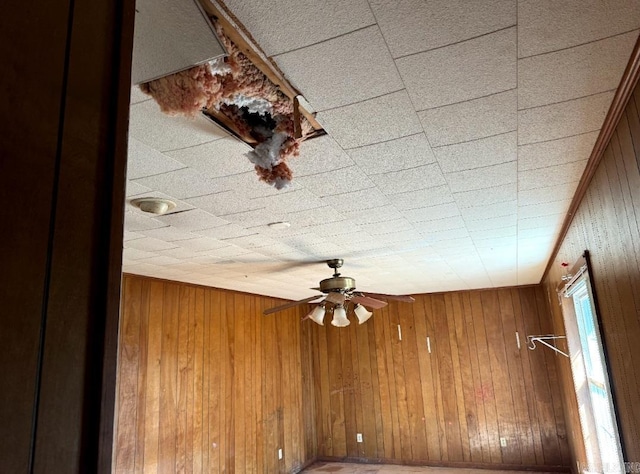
[308,305,326,326]
[354,304,373,324]
[331,305,350,327]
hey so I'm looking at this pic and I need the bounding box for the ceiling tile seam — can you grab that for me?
[291,163,369,179]
[431,129,517,149]
[518,128,602,147]
[517,27,640,60]
[392,24,517,62]
[398,198,457,212]
[313,87,406,114]
[518,157,588,172]
[159,135,227,154]
[217,206,267,218]
[443,159,517,175]
[269,23,377,59]
[366,162,440,176]
[516,88,617,112]
[130,166,189,180]
[342,131,424,152]
[415,87,517,114]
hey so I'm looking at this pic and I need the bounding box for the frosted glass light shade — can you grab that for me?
[331,306,350,327]
[308,305,326,325]
[354,304,373,324]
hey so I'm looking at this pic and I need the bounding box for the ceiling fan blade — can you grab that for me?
[361,292,415,303]
[351,295,388,309]
[324,292,346,305]
[264,295,323,315]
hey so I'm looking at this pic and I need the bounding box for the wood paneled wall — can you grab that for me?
[114,274,316,473]
[544,83,640,470]
[309,287,570,469]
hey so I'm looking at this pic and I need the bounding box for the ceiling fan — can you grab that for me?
[263,259,415,327]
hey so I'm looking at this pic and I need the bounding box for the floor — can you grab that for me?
[301,462,560,473]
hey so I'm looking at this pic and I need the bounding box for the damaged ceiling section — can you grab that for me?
[139,14,323,189]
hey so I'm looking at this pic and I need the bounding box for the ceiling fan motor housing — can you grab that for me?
[320,276,356,293]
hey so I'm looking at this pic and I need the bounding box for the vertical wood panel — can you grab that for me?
[115,275,314,473]
[313,287,568,469]
[544,80,640,470]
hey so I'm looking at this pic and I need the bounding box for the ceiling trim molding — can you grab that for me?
[542,33,640,282]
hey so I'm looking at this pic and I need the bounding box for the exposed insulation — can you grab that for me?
[140,21,315,189]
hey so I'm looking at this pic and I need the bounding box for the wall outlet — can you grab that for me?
[356,433,363,443]
[278,448,283,460]
[500,437,507,447]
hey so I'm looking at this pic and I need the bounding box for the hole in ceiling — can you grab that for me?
[138,9,325,190]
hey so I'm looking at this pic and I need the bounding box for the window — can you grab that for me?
[559,253,624,474]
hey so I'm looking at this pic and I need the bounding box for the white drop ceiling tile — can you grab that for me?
[286,206,346,228]
[416,216,466,234]
[419,90,517,147]
[518,214,565,230]
[445,161,516,193]
[140,226,196,242]
[129,100,227,152]
[519,160,587,191]
[127,138,185,180]
[517,226,559,240]
[342,205,403,225]
[187,191,262,217]
[402,203,461,223]
[387,185,455,210]
[207,245,254,259]
[519,199,572,219]
[218,208,278,228]
[369,163,447,196]
[296,166,376,197]
[453,183,517,208]
[518,91,613,145]
[360,218,414,235]
[123,247,157,261]
[164,262,208,274]
[320,187,391,212]
[157,247,201,260]
[126,180,152,197]
[294,135,355,177]
[435,131,516,173]
[138,255,183,266]
[518,0,640,58]
[474,235,518,249]
[347,134,436,175]
[125,236,178,252]
[177,237,229,253]
[155,209,228,232]
[124,210,166,232]
[305,220,360,238]
[166,137,252,178]
[316,90,422,149]
[222,0,374,56]
[123,231,144,242]
[518,32,636,110]
[468,225,517,240]
[464,214,516,231]
[374,229,424,244]
[518,131,598,171]
[460,200,517,221]
[516,266,545,285]
[370,0,515,58]
[209,171,303,198]
[396,28,516,110]
[220,234,275,251]
[274,26,403,112]
[518,182,579,206]
[429,236,475,252]
[262,189,324,214]
[133,168,217,199]
[123,262,163,276]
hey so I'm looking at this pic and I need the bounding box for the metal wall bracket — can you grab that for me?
[526,335,569,357]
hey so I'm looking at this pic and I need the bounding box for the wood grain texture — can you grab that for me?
[310,288,569,469]
[114,274,315,474]
[544,81,640,472]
